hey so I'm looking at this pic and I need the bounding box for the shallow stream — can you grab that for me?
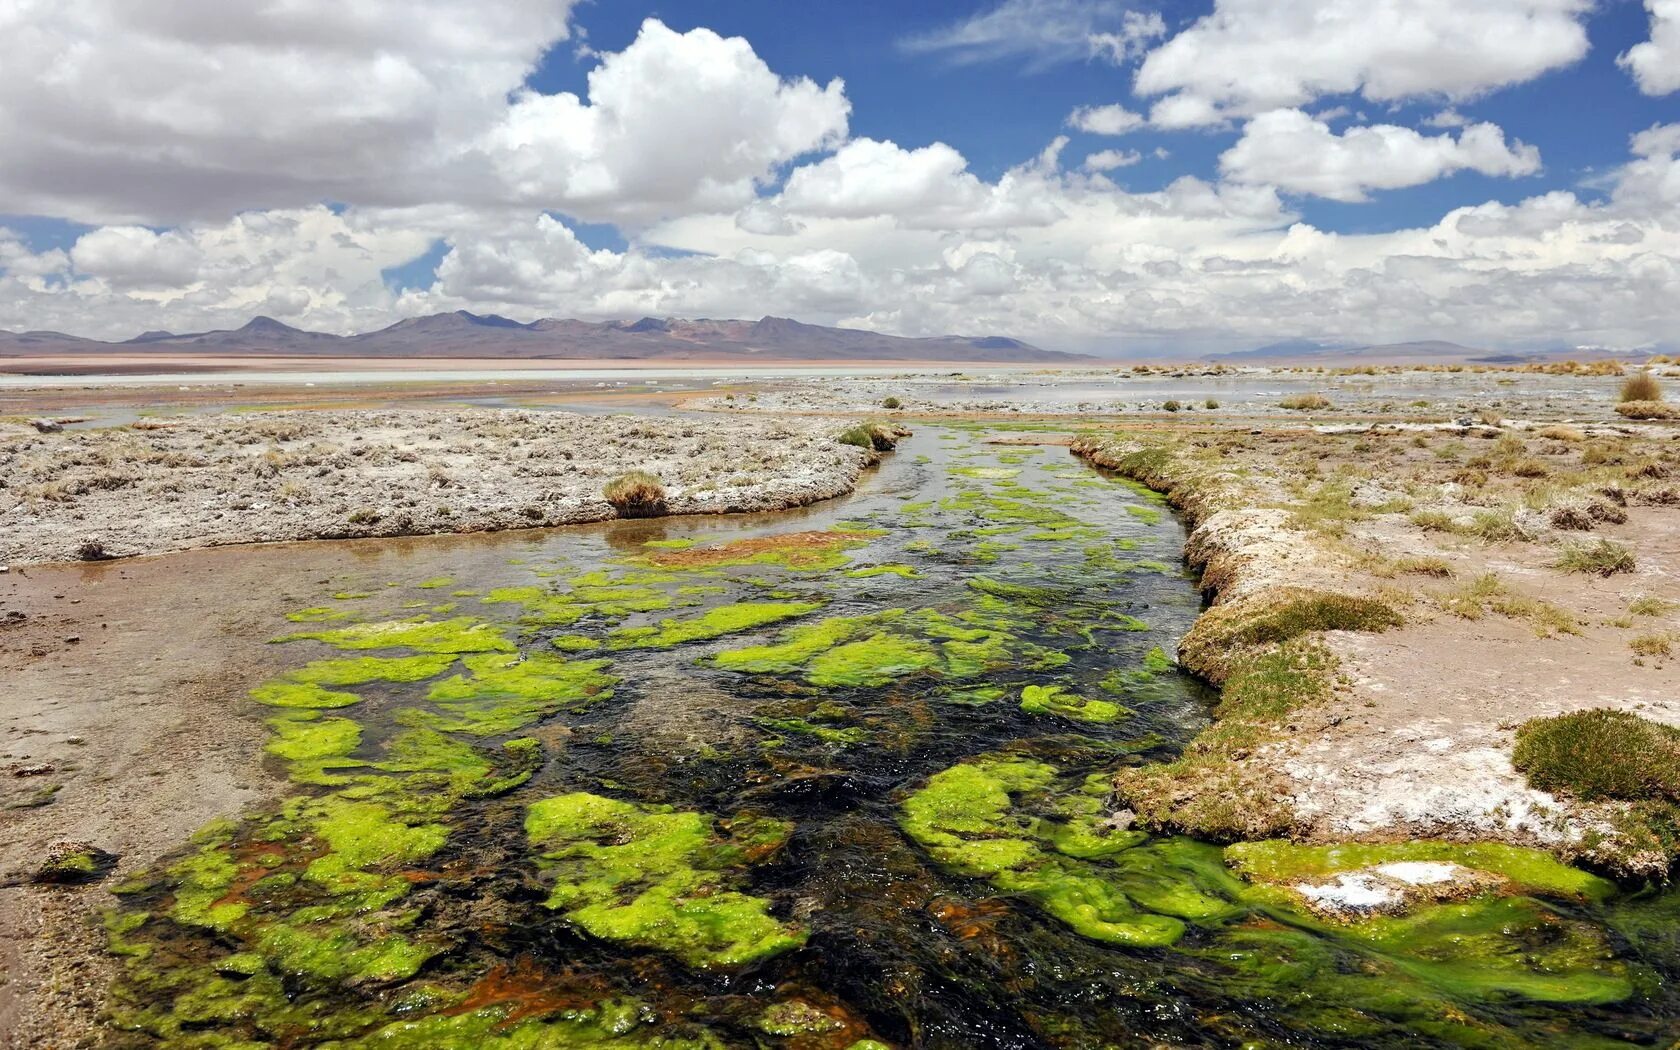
[104,426,1680,1048]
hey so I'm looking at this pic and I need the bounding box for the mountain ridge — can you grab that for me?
[0,312,1087,363]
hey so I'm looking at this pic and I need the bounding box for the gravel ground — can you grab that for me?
[0,409,881,567]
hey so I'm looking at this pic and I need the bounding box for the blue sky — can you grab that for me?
[0,0,1675,353]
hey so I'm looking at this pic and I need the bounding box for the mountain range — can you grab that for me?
[0,312,1087,364]
[1205,338,1632,366]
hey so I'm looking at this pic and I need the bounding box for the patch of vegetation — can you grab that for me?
[1437,573,1580,638]
[1554,539,1636,577]
[881,396,902,410]
[1514,710,1680,804]
[602,470,666,517]
[1615,400,1679,420]
[1280,393,1331,411]
[1620,370,1663,403]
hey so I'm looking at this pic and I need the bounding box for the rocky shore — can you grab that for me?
[1074,421,1680,879]
[0,409,894,567]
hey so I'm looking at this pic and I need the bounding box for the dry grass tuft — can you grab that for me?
[1554,538,1636,577]
[602,470,667,517]
[1279,393,1332,411]
[1621,370,1663,403]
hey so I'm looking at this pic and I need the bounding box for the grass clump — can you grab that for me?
[1280,393,1331,411]
[881,396,902,409]
[1438,573,1579,637]
[602,470,666,517]
[1615,400,1680,420]
[1629,633,1673,659]
[1514,710,1680,803]
[1620,370,1663,403]
[1629,596,1675,617]
[1409,509,1456,532]
[1554,539,1636,577]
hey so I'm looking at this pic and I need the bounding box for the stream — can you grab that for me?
[103,425,1680,1048]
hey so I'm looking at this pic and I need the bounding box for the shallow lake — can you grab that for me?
[104,425,1680,1048]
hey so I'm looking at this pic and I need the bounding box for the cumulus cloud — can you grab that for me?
[1084,149,1143,171]
[1135,0,1592,126]
[1067,104,1145,136]
[900,0,1163,70]
[0,8,847,228]
[772,138,1065,230]
[1220,110,1542,201]
[1621,0,1680,96]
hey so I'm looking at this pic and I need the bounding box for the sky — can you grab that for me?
[0,0,1675,356]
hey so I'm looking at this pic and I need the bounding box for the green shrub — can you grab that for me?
[1204,399,1219,410]
[882,396,902,410]
[1163,400,1182,412]
[839,425,875,450]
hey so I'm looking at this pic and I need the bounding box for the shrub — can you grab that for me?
[1204,399,1219,410]
[1538,425,1585,442]
[1163,400,1182,412]
[882,396,902,410]
[1554,539,1635,577]
[1280,393,1331,411]
[1409,509,1456,532]
[1513,710,1680,802]
[602,470,667,517]
[1630,633,1674,659]
[1620,370,1663,403]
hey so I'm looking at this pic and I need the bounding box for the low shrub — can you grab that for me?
[882,396,902,410]
[1163,400,1182,412]
[602,470,667,517]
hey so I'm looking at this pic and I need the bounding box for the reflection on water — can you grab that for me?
[102,426,1680,1048]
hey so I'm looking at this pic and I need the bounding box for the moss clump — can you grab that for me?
[644,530,873,572]
[276,617,514,654]
[844,563,922,579]
[525,793,804,969]
[1019,684,1127,724]
[338,1002,725,1048]
[753,1001,844,1036]
[286,654,459,686]
[606,601,822,650]
[483,582,674,626]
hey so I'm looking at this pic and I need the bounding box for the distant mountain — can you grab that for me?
[0,311,1087,364]
[1209,338,1534,366]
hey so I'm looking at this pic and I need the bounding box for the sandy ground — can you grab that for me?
[0,556,291,1046]
[0,409,880,566]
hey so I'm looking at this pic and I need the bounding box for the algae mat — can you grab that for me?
[99,426,1680,1048]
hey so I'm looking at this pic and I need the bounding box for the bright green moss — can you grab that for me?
[277,617,514,655]
[806,634,940,687]
[606,601,822,650]
[421,653,616,735]
[900,757,1211,947]
[265,714,362,779]
[525,793,804,969]
[286,654,459,686]
[643,537,697,550]
[250,679,363,710]
[481,584,672,626]
[255,923,434,984]
[1125,505,1164,525]
[1020,684,1128,724]
[711,609,1043,687]
[1143,646,1174,674]
[754,717,867,745]
[1225,840,1616,903]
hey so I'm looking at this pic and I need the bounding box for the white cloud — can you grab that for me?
[1084,149,1143,171]
[1067,103,1145,135]
[1220,110,1542,202]
[0,9,847,229]
[1136,0,1592,126]
[900,0,1163,70]
[1422,108,1472,128]
[1621,0,1680,96]
[772,138,1065,229]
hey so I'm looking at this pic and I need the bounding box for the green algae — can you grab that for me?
[288,653,460,686]
[525,793,804,969]
[1225,840,1616,903]
[421,652,616,735]
[1019,684,1128,724]
[250,679,364,710]
[754,717,867,745]
[900,757,1200,947]
[325,1003,727,1049]
[752,1000,844,1035]
[711,608,1052,688]
[482,584,673,626]
[606,601,823,650]
[277,617,514,654]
